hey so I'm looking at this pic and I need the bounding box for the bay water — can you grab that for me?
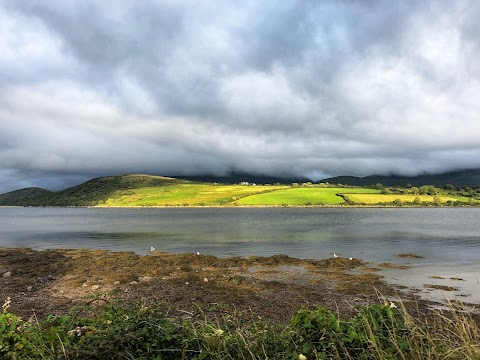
[1,207,479,303]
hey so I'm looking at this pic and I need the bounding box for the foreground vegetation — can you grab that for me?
[1,298,479,359]
[1,174,479,207]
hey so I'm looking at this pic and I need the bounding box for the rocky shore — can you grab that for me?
[1,247,435,323]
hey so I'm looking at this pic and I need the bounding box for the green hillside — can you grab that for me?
[0,175,189,207]
[0,187,53,206]
[97,183,288,207]
[0,173,479,207]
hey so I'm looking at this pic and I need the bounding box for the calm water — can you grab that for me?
[1,207,480,303]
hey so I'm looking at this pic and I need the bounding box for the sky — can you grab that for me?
[1,0,480,193]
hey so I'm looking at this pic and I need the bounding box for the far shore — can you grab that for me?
[2,204,478,209]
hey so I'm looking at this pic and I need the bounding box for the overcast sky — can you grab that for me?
[1,0,480,193]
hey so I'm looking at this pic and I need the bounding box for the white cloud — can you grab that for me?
[1,0,480,192]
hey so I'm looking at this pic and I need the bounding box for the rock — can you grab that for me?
[203,277,209,283]
[130,281,138,285]
[82,283,88,287]
[47,275,56,281]
[27,286,33,291]
[91,285,100,290]
[114,281,120,285]
[3,271,11,278]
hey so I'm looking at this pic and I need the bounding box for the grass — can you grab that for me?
[2,298,480,359]
[237,187,381,206]
[1,172,478,207]
[97,184,288,206]
[344,194,462,204]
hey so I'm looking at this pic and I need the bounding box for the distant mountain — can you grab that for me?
[318,169,480,187]
[175,171,310,185]
[0,174,189,207]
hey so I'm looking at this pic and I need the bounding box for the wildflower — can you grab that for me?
[2,297,12,313]
[389,301,397,309]
[67,327,83,337]
[299,354,307,360]
[214,328,224,336]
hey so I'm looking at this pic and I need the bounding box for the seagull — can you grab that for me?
[333,253,338,258]
[348,257,353,260]
[150,247,155,252]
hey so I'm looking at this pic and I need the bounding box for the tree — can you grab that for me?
[392,199,403,206]
[413,197,422,205]
[433,195,442,206]
[410,187,419,195]
[373,183,384,190]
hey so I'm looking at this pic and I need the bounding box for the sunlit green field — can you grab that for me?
[94,182,475,207]
[344,193,461,204]
[237,187,380,205]
[97,184,288,206]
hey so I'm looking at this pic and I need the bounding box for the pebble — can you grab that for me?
[47,275,56,281]
[185,281,189,285]
[130,281,138,285]
[114,281,120,285]
[3,271,12,278]
[27,286,33,291]
[203,277,209,283]
[91,285,100,290]
[82,283,88,287]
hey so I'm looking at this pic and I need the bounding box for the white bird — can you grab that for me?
[333,253,338,258]
[150,246,155,252]
[349,257,353,260]
[196,252,200,255]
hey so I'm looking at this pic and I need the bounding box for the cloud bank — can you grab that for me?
[1,0,480,192]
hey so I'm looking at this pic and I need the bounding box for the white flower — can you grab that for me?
[389,301,397,309]
[299,354,307,360]
[2,297,12,313]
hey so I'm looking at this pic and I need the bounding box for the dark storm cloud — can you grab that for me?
[1,0,480,193]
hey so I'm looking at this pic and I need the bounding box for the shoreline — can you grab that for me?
[0,247,466,324]
[2,204,478,209]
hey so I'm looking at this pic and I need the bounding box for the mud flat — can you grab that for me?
[0,247,465,323]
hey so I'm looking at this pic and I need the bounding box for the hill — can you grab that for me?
[0,174,189,207]
[318,169,480,188]
[0,187,53,206]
